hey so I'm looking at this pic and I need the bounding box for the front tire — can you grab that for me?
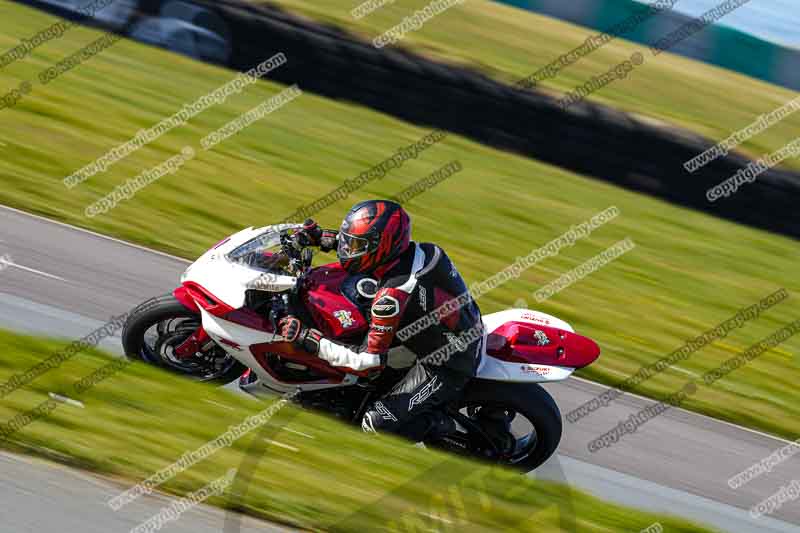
[460,379,562,473]
[122,294,246,385]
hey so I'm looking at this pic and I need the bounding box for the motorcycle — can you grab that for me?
[122,224,600,472]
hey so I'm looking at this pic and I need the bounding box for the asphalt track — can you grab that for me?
[0,450,287,533]
[1,204,799,533]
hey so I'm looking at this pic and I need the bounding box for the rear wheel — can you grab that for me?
[445,379,562,473]
[122,294,246,385]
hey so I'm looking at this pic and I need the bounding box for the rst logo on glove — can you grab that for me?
[372,295,400,318]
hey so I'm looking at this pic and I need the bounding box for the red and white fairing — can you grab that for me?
[176,225,600,394]
[476,309,600,383]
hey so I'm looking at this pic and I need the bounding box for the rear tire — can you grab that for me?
[122,294,246,385]
[461,379,562,473]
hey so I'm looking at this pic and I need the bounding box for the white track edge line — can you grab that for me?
[0,204,190,264]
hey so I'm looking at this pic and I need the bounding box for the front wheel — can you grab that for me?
[449,379,563,473]
[122,294,246,385]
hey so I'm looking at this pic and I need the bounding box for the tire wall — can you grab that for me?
[196,0,800,239]
[15,0,800,238]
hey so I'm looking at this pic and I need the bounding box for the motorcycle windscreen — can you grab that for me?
[227,229,291,272]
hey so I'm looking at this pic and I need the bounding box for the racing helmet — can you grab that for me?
[337,200,411,274]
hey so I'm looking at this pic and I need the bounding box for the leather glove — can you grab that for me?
[294,219,322,246]
[278,316,323,354]
[295,219,337,252]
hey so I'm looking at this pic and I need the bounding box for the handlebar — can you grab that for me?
[278,231,311,272]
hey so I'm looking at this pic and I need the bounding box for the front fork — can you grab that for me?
[173,327,213,359]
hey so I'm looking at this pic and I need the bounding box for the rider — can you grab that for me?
[277,200,483,442]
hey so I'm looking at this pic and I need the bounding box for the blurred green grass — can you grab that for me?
[259,0,800,168]
[0,329,718,532]
[0,2,798,444]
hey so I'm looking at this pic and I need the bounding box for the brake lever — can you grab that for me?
[269,307,280,333]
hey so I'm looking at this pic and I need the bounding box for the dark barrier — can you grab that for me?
[197,0,800,239]
[16,0,800,239]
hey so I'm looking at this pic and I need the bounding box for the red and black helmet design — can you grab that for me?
[338,200,411,274]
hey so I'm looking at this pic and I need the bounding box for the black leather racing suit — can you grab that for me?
[314,237,483,441]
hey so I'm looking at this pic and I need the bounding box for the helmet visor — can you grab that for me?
[338,232,370,259]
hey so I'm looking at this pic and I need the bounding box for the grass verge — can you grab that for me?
[0,329,718,532]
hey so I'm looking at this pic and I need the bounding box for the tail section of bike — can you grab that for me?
[476,309,600,383]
